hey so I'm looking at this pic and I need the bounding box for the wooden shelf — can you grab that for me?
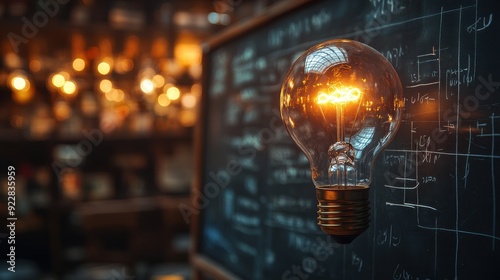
[76,195,191,265]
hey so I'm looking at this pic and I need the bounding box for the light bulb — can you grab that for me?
[280,39,404,244]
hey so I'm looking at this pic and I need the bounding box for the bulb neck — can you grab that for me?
[316,185,370,244]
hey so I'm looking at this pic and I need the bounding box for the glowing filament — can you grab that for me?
[317,86,361,105]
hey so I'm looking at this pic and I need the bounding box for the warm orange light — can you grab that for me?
[29,60,42,72]
[181,93,196,109]
[179,110,196,127]
[174,44,201,67]
[9,72,33,103]
[106,89,119,101]
[191,83,201,95]
[105,90,114,101]
[97,60,112,75]
[51,73,67,88]
[152,74,165,88]
[140,78,154,94]
[158,94,171,107]
[54,101,72,121]
[115,56,134,73]
[11,76,29,91]
[62,80,77,95]
[317,86,361,105]
[166,86,180,100]
[99,79,113,93]
[12,90,34,104]
[73,58,86,71]
[114,89,125,102]
[107,89,125,102]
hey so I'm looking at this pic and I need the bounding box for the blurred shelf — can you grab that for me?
[76,196,190,215]
[0,128,193,143]
[76,195,191,266]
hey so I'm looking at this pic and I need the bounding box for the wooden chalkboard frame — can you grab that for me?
[190,1,315,279]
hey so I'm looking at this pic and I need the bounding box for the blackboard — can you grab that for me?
[190,0,500,279]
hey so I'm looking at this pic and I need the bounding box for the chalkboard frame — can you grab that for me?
[190,1,316,279]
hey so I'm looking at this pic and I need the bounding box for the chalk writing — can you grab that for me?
[198,1,500,279]
[392,264,430,280]
[377,225,401,247]
[268,9,332,48]
[351,252,363,273]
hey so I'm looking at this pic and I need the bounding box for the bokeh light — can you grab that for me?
[62,80,77,95]
[140,78,154,94]
[158,94,171,107]
[11,76,29,91]
[73,58,86,71]
[97,60,112,75]
[181,93,196,108]
[99,79,113,93]
[166,86,180,100]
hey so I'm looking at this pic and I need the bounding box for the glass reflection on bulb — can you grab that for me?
[280,39,404,243]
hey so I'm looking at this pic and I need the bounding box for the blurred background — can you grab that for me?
[0,0,282,279]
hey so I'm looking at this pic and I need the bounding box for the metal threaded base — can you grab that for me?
[316,186,370,244]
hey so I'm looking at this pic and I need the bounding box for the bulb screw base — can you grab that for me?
[316,185,370,244]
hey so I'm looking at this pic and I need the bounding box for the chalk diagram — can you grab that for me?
[376,1,500,278]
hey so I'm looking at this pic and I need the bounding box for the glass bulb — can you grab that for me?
[280,39,404,243]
